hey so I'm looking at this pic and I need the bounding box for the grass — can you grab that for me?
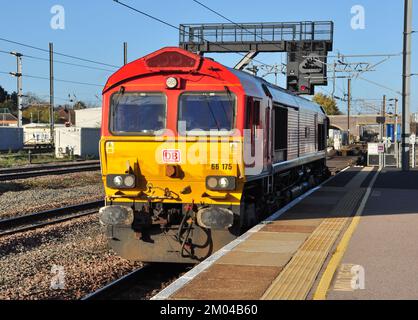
[0,151,73,169]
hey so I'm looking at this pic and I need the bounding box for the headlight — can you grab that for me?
[124,175,136,188]
[106,174,136,189]
[206,176,236,191]
[218,177,230,189]
[166,77,178,89]
[207,177,218,189]
[113,176,124,187]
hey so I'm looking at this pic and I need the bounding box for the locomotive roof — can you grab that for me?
[228,68,326,115]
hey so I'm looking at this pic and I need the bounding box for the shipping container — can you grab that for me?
[75,108,102,128]
[0,127,24,151]
[55,127,101,159]
[23,124,53,145]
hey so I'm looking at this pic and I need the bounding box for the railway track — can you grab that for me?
[327,154,363,175]
[82,263,189,300]
[0,200,104,237]
[0,161,101,181]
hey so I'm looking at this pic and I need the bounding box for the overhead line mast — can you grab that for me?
[9,52,23,127]
[49,43,54,144]
[401,0,413,171]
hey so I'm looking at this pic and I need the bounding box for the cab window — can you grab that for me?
[178,93,236,134]
[110,93,166,135]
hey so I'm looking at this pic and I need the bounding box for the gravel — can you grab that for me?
[0,171,179,300]
[0,214,141,300]
[0,172,104,219]
[0,171,139,300]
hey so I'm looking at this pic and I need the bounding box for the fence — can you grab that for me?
[368,142,418,168]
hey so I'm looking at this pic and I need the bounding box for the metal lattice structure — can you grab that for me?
[179,21,333,53]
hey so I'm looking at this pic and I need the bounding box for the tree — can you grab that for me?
[74,101,87,110]
[313,93,342,116]
[0,86,7,104]
[23,92,47,106]
[1,100,16,114]
[21,93,50,124]
[0,85,18,114]
[22,105,48,123]
[10,92,18,105]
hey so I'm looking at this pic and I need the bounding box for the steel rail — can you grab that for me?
[0,161,100,174]
[0,163,101,181]
[0,200,104,237]
[81,266,150,300]
[81,263,189,300]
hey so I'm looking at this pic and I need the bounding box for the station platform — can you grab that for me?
[152,166,373,300]
[325,169,418,300]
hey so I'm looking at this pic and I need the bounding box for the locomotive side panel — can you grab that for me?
[287,108,299,160]
[299,110,317,156]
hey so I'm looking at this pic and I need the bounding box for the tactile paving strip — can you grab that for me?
[261,188,365,300]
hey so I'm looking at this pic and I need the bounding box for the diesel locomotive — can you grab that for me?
[99,47,329,263]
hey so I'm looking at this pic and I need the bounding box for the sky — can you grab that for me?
[0,0,417,113]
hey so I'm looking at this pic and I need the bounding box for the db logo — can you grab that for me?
[162,150,181,164]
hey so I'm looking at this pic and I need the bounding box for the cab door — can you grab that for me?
[245,97,268,176]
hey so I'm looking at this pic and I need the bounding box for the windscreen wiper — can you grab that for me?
[112,86,126,111]
[204,95,221,131]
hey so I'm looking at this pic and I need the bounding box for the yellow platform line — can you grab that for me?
[261,189,364,300]
[312,168,380,300]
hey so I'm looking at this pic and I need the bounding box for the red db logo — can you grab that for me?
[162,150,181,164]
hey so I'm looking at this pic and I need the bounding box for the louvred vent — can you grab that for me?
[146,51,197,69]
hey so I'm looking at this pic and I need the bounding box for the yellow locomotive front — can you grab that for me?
[99,48,249,263]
